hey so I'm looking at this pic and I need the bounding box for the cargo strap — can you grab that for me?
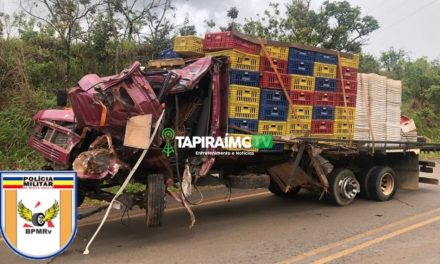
[336,51,352,145]
[258,39,303,127]
[98,101,108,127]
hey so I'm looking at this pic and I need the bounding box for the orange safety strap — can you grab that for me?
[258,39,303,128]
[98,101,108,127]
[336,51,352,145]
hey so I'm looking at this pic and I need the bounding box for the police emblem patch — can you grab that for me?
[1,171,77,259]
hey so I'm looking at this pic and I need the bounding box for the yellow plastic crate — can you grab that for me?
[314,62,337,78]
[286,120,312,137]
[173,36,204,56]
[258,121,287,137]
[229,85,260,106]
[340,54,360,69]
[207,49,260,71]
[334,121,355,135]
[335,107,356,122]
[290,75,315,91]
[228,103,259,120]
[224,133,258,152]
[288,105,313,121]
[260,45,289,60]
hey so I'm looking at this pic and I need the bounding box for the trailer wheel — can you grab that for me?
[367,166,397,201]
[268,178,301,198]
[145,174,166,227]
[328,168,360,206]
[357,166,379,199]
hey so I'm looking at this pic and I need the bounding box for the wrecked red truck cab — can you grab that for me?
[29,109,80,167]
[29,57,230,225]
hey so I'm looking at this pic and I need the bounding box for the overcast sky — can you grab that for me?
[2,0,440,59]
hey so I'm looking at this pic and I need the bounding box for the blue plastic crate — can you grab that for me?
[159,48,180,59]
[260,143,284,153]
[312,106,335,120]
[288,60,314,76]
[227,118,259,133]
[259,105,288,121]
[260,89,288,107]
[230,70,260,87]
[316,52,337,64]
[289,48,316,62]
[315,77,337,92]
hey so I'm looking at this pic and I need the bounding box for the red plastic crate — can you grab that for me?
[260,71,291,90]
[337,80,358,95]
[289,91,314,106]
[311,120,334,134]
[337,66,358,81]
[259,57,288,74]
[337,93,357,107]
[313,91,337,106]
[203,31,260,54]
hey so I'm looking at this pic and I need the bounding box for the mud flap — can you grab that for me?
[388,152,419,190]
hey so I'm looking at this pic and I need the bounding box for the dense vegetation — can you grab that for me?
[0,0,439,169]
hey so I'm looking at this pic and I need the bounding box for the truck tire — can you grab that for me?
[367,166,397,201]
[328,168,360,206]
[268,178,301,198]
[146,174,166,227]
[357,166,379,199]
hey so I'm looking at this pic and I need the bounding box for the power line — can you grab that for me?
[377,0,440,33]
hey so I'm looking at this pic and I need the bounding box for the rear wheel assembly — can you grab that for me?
[145,173,166,227]
[357,166,379,199]
[328,168,360,206]
[367,166,398,201]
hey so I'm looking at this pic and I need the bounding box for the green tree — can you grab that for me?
[204,19,216,30]
[179,15,196,36]
[143,0,174,59]
[401,58,440,140]
[359,53,380,74]
[241,0,379,52]
[0,13,8,38]
[221,6,240,31]
[379,47,407,79]
[20,0,103,84]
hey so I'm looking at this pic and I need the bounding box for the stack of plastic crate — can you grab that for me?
[354,73,403,144]
[386,79,402,142]
[334,54,359,140]
[306,49,338,137]
[258,45,290,152]
[286,74,314,139]
[354,73,371,141]
[204,31,261,150]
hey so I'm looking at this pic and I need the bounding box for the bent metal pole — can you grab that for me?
[83,110,166,255]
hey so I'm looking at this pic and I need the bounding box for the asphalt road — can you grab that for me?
[1,163,440,264]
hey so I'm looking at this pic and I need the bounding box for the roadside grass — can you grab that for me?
[0,89,56,170]
[81,182,146,208]
[420,152,440,160]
